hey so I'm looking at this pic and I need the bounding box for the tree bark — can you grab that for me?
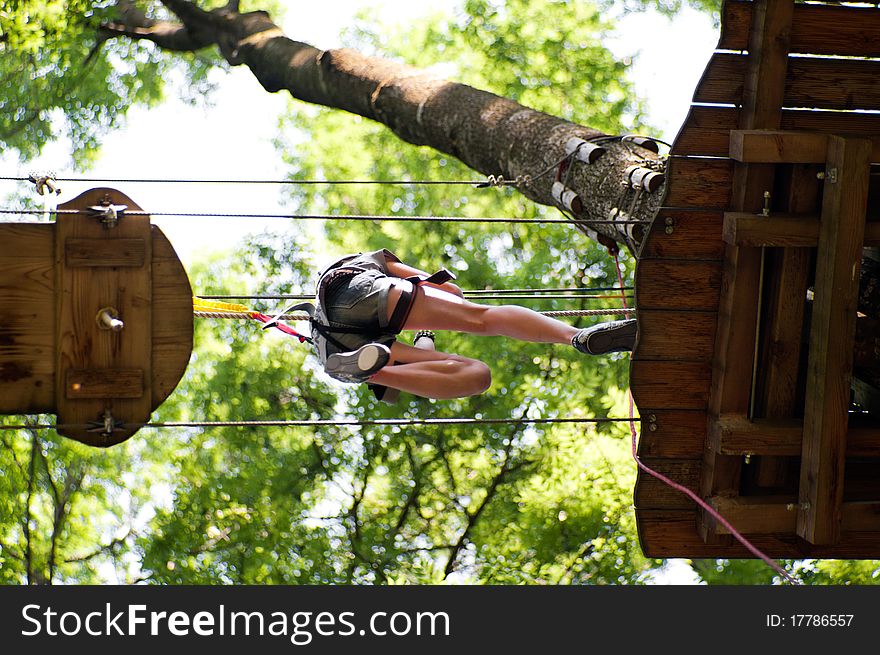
[101,0,665,252]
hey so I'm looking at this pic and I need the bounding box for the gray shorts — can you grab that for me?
[322,270,400,355]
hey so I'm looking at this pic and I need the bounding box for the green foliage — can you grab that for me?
[0,0,221,164]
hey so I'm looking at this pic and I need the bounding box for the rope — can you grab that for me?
[0,417,632,431]
[198,287,634,300]
[194,308,635,321]
[0,208,650,226]
[610,252,799,585]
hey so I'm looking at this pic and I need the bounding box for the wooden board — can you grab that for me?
[636,410,707,459]
[637,508,880,558]
[635,260,721,311]
[797,136,873,544]
[55,188,153,447]
[633,458,701,510]
[663,157,734,209]
[638,209,724,261]
[630,361,712,410]
[635,310,716,362]
[151,226,193,406]
[720,0,880,58]
[0,223,55,413]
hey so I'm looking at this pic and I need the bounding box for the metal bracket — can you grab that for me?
[88,197,128,228]
[817,167,838,184]
[28,172,61,196]
[86,410,125,439]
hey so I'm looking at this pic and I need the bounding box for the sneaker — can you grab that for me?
[325,343,391,383]
[572,318,637,355]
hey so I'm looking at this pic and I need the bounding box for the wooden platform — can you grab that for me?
[631,0,880,558]
[0,188,193,446]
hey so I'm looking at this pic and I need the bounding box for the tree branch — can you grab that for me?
[65,530,133,564]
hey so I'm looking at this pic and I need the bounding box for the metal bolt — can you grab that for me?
[96,307,124,332]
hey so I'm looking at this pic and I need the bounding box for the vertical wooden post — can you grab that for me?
[797,136,872,544]
[54,188,153,446]
[702,0,794,540]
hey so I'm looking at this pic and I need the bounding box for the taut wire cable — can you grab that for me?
[0,416,633,431]
[0,207,649,227]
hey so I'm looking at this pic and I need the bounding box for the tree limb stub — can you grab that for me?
[102,0,664,251]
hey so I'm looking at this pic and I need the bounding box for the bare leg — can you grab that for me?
[389,283,579,343]
[369,342,492,399]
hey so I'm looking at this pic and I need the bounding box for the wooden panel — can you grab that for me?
[701,0,794,542]
[0,223,55,412]
[65,238,146,268]
[55,188,152,447]
[663,157,734,209]
[786,58,880,112]
[730,130,829,164]
[151,226,193,407]
[709,498,880,535]
[633,458,701,510]
[717,0,752,52]
[687,52,880,112]
[724,213,880,247]
[635,260,721,311]
[638,508,880,558]
[714,415,880,458]
[798,136,873,545]
[635,310,716,362]
[720,1,880,58]
[692,52,746,106]
[671,105,739,158]
[65,368,144,399]
[638,209,724,261]
[636,410,707,459]
[630,361,712,410]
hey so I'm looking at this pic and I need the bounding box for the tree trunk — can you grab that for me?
[101,0,665,252]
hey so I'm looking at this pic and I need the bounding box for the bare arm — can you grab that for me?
[385,258,464,298]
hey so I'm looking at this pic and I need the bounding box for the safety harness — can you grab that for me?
[276,264,456,370]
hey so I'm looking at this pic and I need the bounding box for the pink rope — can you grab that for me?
[611,252,799,585]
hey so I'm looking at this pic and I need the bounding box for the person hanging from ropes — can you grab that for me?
[290,248,637,400]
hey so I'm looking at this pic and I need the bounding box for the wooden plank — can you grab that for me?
[714,415,880,458]
[55,188,153,448]
[65,238,146,268]
[717,0,752,52]
[635,310,716,362]
[151,226,193,407]
[701,0,794,544]
[692,52,747,106]
[638,209,724,261]
[720,0,880,58]
[630,361,712,410]
[752,163,819,488]
[798,136,873,545]
[638,508,880,558]
[783,110,880,164]
[65,368,144,399]
[635,410,707,459]
[730,130,829,164]
[633,458,701,510]
[786,58,880,112]
[724,213,880,247]
[688,53,880,114]
[663,157,734,209]
[723,213,818,247]
[709,498,880,535]
[0,223,55,413]
[671,106,739,158]
[635,260,721,311]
